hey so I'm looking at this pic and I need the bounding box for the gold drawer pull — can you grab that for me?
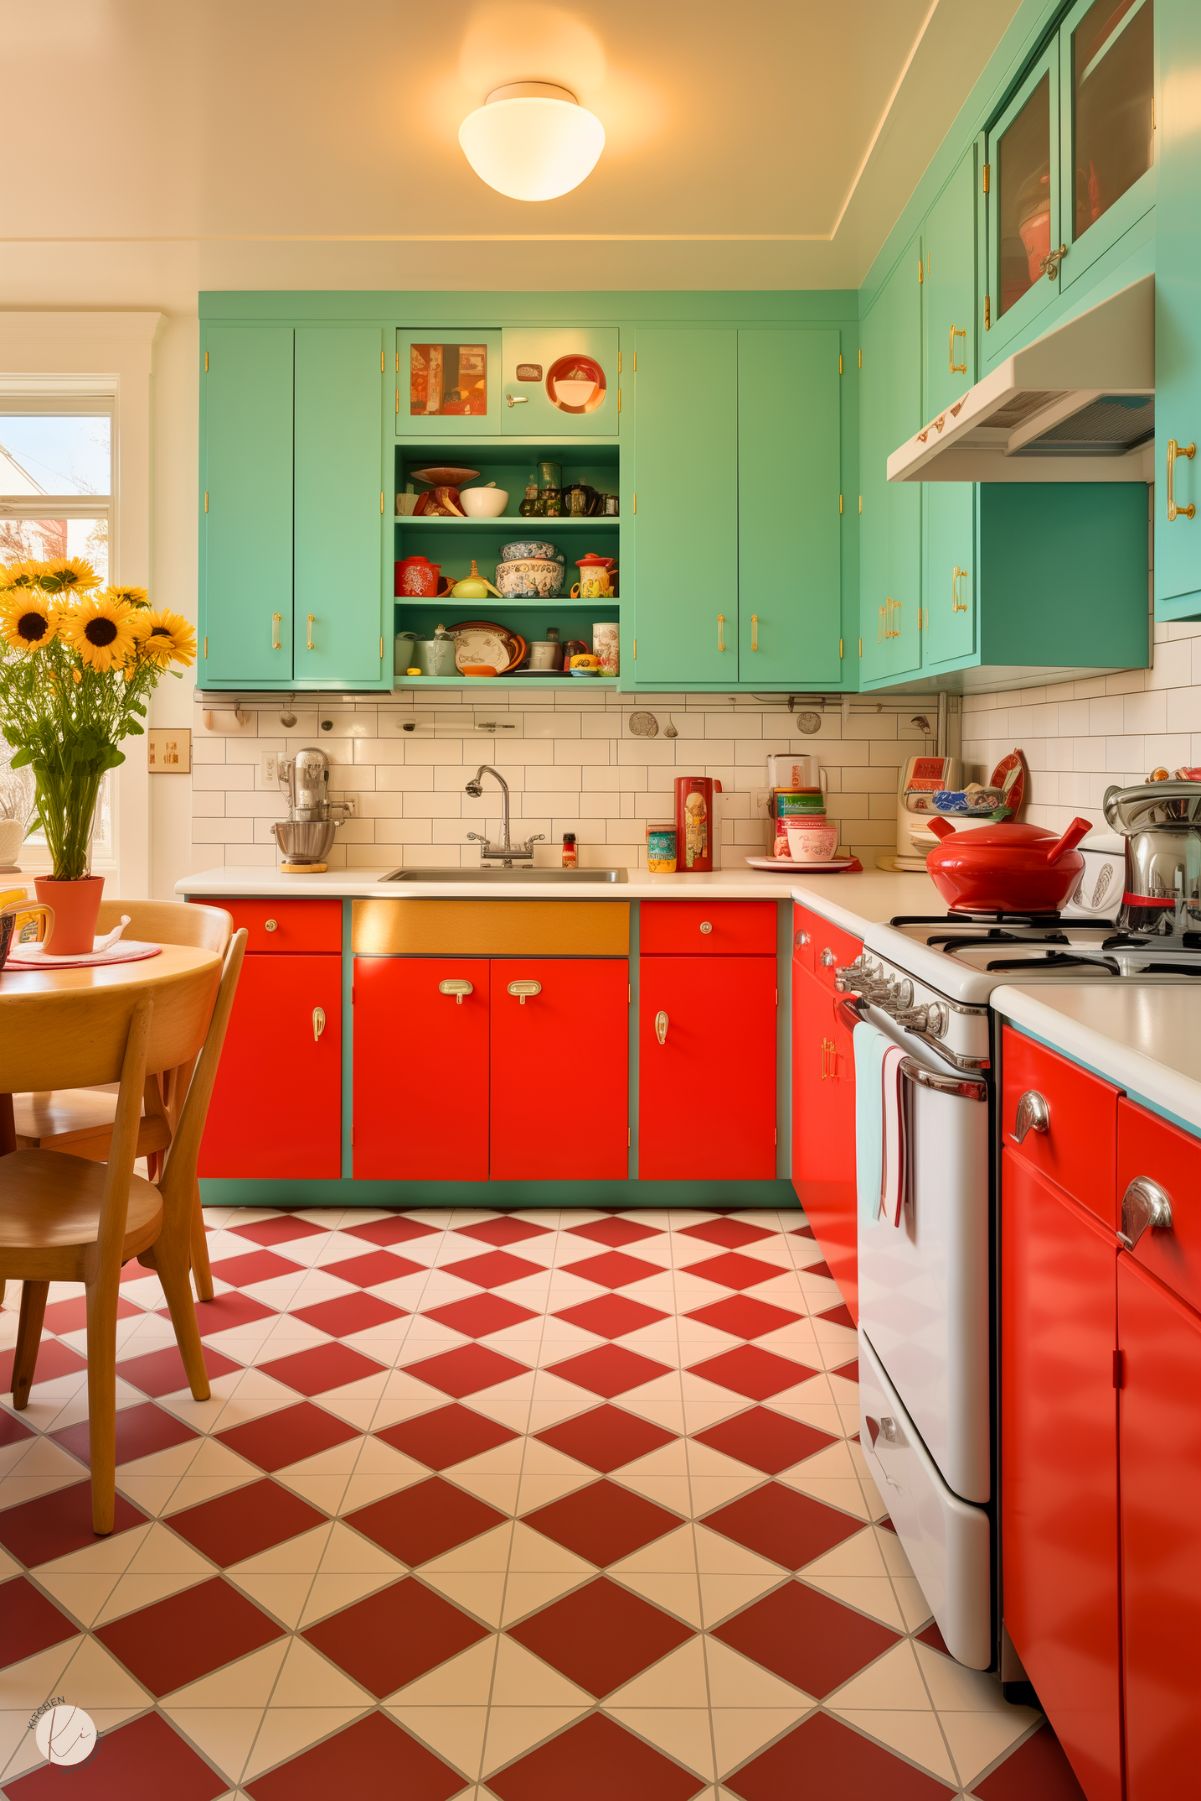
[438,978,474,1005]
[306,612,316,651]
[654,1009,669,1046]
[1167,438,1196,523]
[949,323,967,375]
[271,611,283,651]
[264,918,278,933]
[750,612,760,652]
[312,1006,326,1043]
[716,612,726,653]
[507,979,542,1005]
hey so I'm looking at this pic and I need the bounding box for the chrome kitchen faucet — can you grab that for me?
[464,765,544,867]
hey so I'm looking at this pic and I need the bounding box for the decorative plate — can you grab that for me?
[744,856,862,874]
[988,747,1029,818]
[410,465,480,487]
[450,619,522,674]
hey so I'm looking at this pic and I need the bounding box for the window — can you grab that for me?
[0,391,117,869]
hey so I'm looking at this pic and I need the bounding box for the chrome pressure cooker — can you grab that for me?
[1104,779,1201,935]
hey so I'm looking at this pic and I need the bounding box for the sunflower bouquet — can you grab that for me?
[0,556,195,880]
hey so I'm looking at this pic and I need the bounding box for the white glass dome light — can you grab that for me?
[459,82,605,202]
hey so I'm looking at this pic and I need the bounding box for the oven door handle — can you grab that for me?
[835,994,987,1101]
[899,1058,988,1102]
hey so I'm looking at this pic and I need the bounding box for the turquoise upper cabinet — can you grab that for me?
[1154,0,1201,620]
[294,327,385,688]
[923,148,978,418]
[396,329,503,437]
[630,328,738,685]
[501,329,619,436]
[1057,0,1155,295]
[859,242,922,686]
[921,149,979,671]
[984,0,1155,359]
[200,325,294,687]
[738,329,842,685]
[985,43,1061,354]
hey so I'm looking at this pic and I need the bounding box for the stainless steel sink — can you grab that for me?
[382,866,626,884]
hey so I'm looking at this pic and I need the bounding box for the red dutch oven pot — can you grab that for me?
[925,814,1093,914]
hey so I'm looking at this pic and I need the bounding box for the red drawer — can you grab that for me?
[1001,1028,1119,1226]
[640,899,776,956]
[1118,1099,1201,1314]
[208,897,342,955]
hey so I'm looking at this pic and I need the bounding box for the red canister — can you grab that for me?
[675,776,722,872]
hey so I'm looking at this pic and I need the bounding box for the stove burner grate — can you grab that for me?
[981,951,1124,975]
[936,928,1072,953]
[890,911,1073,928]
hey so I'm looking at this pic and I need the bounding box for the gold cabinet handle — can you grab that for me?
[716,612,726,653]
[881,598,902,640]
[654,1009,669,1046]
[438,978,474,1005]
[305,612,316,651]
[264,918,278,933]
[507,979,542,1005]
[750,612,760,653]
[949,324,967,375]
[271,611,283,651]
[312,1006,326,1043]
[1167,438,1197,523]
[699,920,713,935]
[1039,243,1068,281]
[952,566,970,613]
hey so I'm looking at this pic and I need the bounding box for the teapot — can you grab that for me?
[395,555,452,599]
[572,552,618,599]
[450,558,501,600]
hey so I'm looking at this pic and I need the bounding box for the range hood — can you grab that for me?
[888,275,1154,483]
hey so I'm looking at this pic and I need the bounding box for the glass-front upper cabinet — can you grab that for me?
[988,45,1061,347]
[396,330,503,436]
[984,0,1155,354]
[1061,0,1155,284]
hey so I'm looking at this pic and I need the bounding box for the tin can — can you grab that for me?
[646,822,677,874]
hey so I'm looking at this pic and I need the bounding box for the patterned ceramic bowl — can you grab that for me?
[494,558,565,599]
[499,540,561,563]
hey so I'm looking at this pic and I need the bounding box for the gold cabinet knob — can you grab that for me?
[264,918,278,933]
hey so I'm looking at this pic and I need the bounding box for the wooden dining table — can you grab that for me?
[0,944,222,1155]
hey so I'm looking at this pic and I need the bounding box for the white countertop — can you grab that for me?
[995,984,1201,1131]
[178,862,942,929]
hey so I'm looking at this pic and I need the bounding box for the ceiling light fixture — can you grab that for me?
[459,81,605,202]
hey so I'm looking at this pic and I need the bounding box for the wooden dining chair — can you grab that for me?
[0,932,246,1533]
[10,900,233,1304]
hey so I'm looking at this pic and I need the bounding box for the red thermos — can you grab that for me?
[675,776,722,872]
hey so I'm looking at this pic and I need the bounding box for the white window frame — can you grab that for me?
[0,315,161,893]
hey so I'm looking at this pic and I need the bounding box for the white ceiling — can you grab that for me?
[3,0,1021,306]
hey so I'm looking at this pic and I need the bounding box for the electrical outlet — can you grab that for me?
[261,753,280,785]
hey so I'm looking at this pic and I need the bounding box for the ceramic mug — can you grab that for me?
[571,577,613,599]
[787,821,840,862]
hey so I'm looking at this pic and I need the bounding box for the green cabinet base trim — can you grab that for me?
[200,1178,800,1211]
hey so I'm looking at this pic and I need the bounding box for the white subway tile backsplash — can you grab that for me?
[193,691,931,872]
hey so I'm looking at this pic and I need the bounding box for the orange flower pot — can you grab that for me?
[34,875,104,955]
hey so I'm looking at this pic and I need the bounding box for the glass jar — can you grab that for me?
[646,822,678,874]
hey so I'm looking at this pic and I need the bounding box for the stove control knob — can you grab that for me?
[894,979,914,1011]
[925,1003,949,1038]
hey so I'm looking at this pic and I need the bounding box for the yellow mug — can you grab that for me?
[571,577,612,599]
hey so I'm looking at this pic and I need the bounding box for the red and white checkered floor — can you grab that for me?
[0,1207,1084,1799]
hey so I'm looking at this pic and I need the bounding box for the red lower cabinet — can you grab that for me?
[791,960,858,1318]
[1000,1148,1123,1801]
[1118,1255,1201,1801]
[353,957,489,1181]
[639,954,776,1180]
[200,952,342,1179]
[490,959,629,1181]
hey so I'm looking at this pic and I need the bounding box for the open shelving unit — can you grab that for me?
[389,439,624,690]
